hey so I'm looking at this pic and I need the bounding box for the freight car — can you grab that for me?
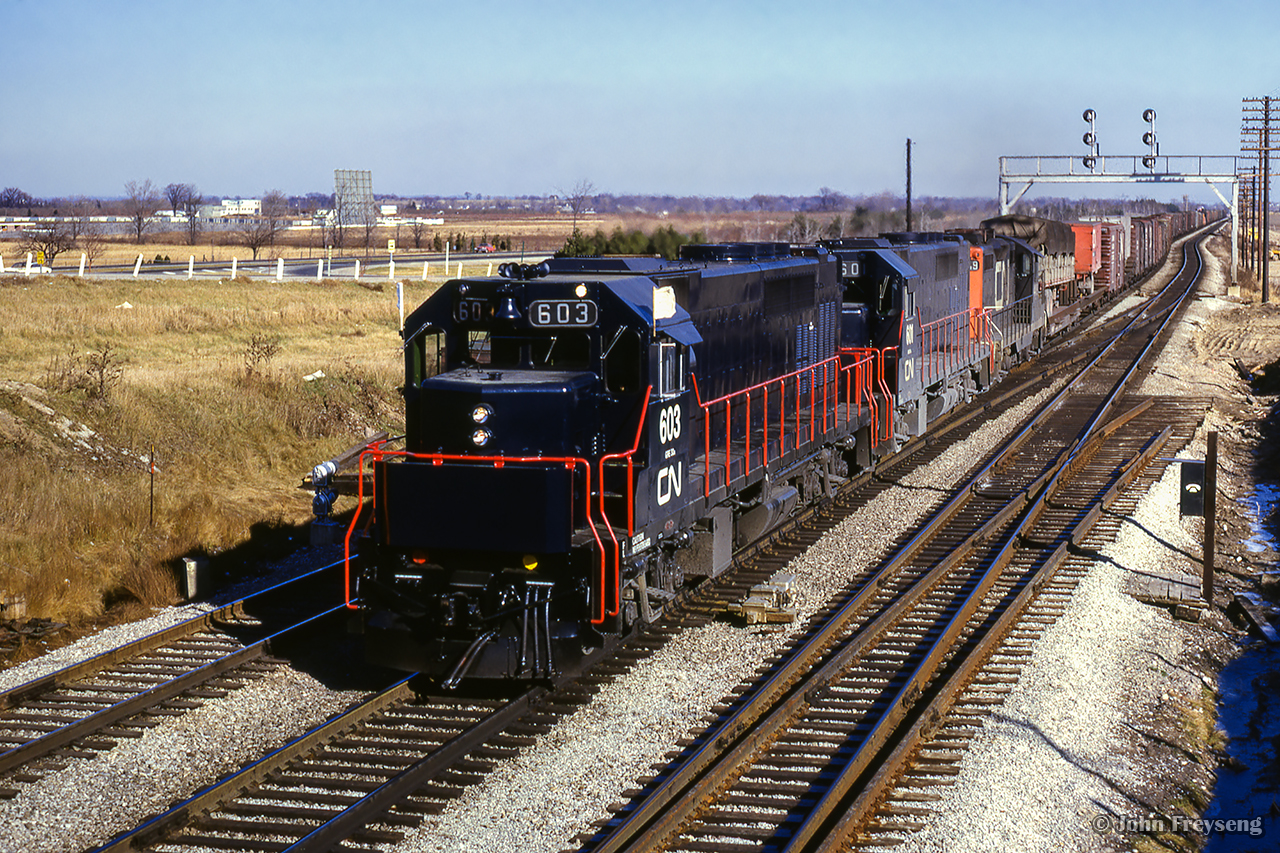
[330,210,1205,684]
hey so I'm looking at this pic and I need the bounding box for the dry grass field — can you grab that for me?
[0,272,410,625]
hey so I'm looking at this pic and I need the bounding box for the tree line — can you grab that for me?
[556,224,708,260]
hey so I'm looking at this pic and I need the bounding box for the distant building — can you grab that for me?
[194,199,263,224]
[220,198,261,216]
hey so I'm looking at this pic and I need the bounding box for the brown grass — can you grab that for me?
[0,273,407,623]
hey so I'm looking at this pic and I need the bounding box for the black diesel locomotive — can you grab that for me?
[340,213,1201,684]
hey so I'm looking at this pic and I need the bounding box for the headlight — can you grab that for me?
[471,403,493,424]
[471,428,492,447]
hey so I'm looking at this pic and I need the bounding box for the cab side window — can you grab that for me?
[659,340,686,398]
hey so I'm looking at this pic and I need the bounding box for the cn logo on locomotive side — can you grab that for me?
[657,462,684,505]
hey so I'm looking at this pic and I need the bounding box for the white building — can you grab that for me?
[220,198,261,216]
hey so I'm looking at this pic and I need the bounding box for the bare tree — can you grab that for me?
[561,179,596,234]
[408,216,426,249]
[20,220,76,268]
[163,182,203,245]
[0,187,35,210]
[78,221,108,270]
[818,187,847,212]
[66,196,97,243]
[360,198,378,256]
[123,179,160,244]
[235,190,290,260]
[164,182,188,217]
[183,187,203,245]
[328,192,347,249]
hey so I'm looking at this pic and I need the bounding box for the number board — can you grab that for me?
[455,297,492,323]
[528,299,598,328]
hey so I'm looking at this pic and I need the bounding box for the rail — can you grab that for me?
[988,293,1036,348]
[596,386,654,617]
[839,347,889,447]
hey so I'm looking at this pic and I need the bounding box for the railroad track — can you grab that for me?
[570,227,1216,853]
[0,561,345,795]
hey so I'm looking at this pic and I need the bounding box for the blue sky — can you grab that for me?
[1,0,1273,203]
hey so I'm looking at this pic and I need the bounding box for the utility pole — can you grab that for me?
[905,138,913,232]
[1242,96,1276,302]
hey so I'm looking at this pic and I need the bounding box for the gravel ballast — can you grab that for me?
[893,427,1219,853]
[384,384,1063,853]
[0,665,362,853]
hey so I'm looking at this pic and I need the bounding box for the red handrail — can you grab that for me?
[598,385,653,538]
[840,347,891,447]
[595,386,654,620]
[342,443,620,625]
[920,306,994,386]
[692,355,861,498]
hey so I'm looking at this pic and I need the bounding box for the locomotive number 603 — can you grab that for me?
[528,299,598,327]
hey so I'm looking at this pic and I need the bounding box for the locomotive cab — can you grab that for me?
[360,261,698,682]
